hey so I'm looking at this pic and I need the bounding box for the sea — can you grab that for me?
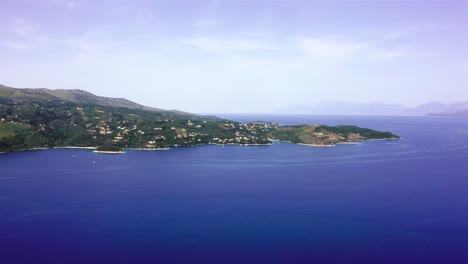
[1,115,468,263]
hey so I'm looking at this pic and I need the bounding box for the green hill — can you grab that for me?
[0,84,197,117]
[0,84,399,153]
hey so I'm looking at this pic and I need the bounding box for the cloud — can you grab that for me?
[183,37,279,54]
[368,46,414,61]
[64,29,114,53]
[194,20,218,28]
[3,18,43,52]
[296,35,417,62]
[298,36,369,59]
[381,24,448,41]
[11,18,39,38]
[3,41,30,51]
[180,32,419,62]
[46,0,79,9]
[3,14,420,68]
[66,1,77,9]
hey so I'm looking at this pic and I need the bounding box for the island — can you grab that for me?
[0,84,400,153]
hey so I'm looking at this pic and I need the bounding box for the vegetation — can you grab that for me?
[95,145,124,152]
[270,125,399,146]
[0,123,31,138]
[0,95,275,152]
[318,125,400,140]
[0,85,400,152]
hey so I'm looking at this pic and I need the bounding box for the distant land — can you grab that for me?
[274,101,468,116]
[0,84,399,153]
[427,110,468,117]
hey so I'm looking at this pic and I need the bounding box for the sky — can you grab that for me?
[1,0,468,113]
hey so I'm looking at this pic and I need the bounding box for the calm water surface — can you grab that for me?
[1,115,468,263]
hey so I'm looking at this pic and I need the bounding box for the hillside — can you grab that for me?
[0,84,196,118]
[0,85,399,152]
[270,125,399,146]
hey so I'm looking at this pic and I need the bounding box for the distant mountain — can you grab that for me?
[274,101,468,116]
[425,102,468,116]
[428,110,468,117]
[274,102,408,116]
[452,111,468,116]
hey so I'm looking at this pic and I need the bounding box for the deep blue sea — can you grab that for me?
[1,115,468,263]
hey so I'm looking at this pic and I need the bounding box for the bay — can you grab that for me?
[1,115,468,263]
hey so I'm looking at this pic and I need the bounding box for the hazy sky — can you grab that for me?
[1,0,467,113]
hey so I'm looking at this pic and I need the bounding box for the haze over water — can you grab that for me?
[1,115,468,263]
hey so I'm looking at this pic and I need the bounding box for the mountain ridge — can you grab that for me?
[0,84,197,118]
[274,101,468,116]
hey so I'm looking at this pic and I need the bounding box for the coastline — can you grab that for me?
[4,147,50,154]
[24,147,49,151]
[295,137,400,148]
[93,150,126,154]
[0,143,272,154]
[297,143,336,147]
[0,137,401,154]
[337,141,360,145]
[126,148,171,151]
[211,143,272,146]
[352,137,402,143]
[366,137,402,141]
[55,146,97,150]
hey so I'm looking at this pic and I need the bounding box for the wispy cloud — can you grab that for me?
[194,19,218,29]
[298,36,369,59]
[381,24,449,41]
[67,1,77,8]
[368,46,414,61]
[296,34,419,62]
[183,36,279,54]
[65,29,115,53]
[3,18,43,52]
[3,41,30,51]
[179,30,422,62]
[47,0,79,9]
[11,18,39,38]
[4,16,422,66]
